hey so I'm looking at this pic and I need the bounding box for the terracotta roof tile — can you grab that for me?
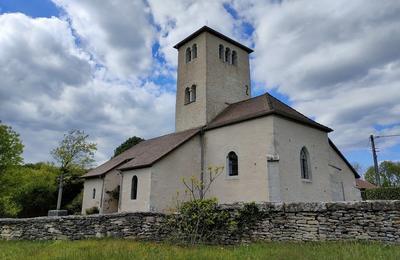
[356,179,377,189]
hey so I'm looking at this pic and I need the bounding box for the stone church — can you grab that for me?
[82,26,361,214]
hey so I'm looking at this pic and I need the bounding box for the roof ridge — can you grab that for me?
[267,93,331,130]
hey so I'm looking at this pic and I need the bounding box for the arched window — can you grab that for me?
[192,44,197,59]
[227,151,238,176]
[131,175,138,200]
[225,48,231,64]
[92,188,96,199]
[232,51,237,65]
[245,85,249,96]
[300,147,311,180]
[185,87,190,104]
[219,44,224,60]
[186,47,191,63]
[190,85,196,102]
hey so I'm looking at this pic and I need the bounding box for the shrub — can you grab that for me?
[363,187,400,200]
[167,198,235,244]
[66,192,83,215]
[85,206,99,215]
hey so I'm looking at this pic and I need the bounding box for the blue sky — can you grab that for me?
[1,0,400,175]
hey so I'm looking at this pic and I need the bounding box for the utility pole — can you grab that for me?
[370,134,380,186]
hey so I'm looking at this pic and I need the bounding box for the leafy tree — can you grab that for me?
[0,163,59,217]
[51,129,97,210]
[0,122,24,173]
[364,161,400,187]
[113,136,144,157]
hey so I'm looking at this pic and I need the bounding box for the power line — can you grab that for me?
[375,134,400,139]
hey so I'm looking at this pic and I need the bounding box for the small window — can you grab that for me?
[232,51,237,65]
[219,44,224,59]
[227,151,238,176]
[185,87,190,104]
[131,175,138,200]
[245,85,249,96]
[192,44,197,59]
[92,188,96,199]
[185,47,191,63]
[190,85,196,102]
[300,147,311,180]
[225,48,231,64]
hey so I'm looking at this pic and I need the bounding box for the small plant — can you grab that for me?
[85,206,99,215]
[106,185,120,200]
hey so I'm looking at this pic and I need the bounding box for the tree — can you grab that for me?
[364,161,400,187]
[0,122,24,173]
[51,129,97,210]
[113,136,144,157]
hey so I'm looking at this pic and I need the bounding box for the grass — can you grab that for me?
[0,239,400,260]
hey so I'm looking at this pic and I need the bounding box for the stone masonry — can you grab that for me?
[1,201,400,243]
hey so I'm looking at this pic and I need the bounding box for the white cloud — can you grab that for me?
[53,0,155,79]
[233,0,400,150]
[0,12,174,164]
[2,0,400,166]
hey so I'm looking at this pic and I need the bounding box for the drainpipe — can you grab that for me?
[117,170,123,212]
[99,175,105,214]
[200,127,205,199]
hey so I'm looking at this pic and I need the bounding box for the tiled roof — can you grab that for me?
[206,93,333,132]
[356,179,377,189]
[83,128,200,178]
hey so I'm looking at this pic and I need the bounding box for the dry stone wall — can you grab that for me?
[1,201,400,243]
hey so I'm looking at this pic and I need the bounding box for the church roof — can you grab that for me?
[206,93,333,132]
[83,128,200,178]
[173,26,254,53]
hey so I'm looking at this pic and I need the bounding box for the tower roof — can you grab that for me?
[173,26,254,53]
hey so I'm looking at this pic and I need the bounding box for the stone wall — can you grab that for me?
[1,201,400,243]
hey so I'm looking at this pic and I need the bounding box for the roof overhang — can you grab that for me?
[173,26,254,53]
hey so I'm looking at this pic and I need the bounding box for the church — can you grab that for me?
[81,26,361,214]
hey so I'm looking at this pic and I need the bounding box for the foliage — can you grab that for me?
[167,198,234,244]
[65,192,83,215]
[1,240,400,260]
[0,122,24,173]
[0,162,84,218]
[85,206,99,215]
[106,185,120,200]
[51,129,97,171]
[363,187,400,200]
[113,136,144,157]
[0,163,58,217]
[180,166,224,201]
[364,161,400,187]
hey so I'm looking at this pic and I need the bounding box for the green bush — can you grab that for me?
[85,206,99,215]
[66,192,83,215]
[363,187,400,200]
[168,198,235,244]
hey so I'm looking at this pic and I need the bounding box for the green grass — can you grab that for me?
[0,239,400,260]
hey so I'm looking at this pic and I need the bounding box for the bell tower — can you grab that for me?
[174,26,253,132]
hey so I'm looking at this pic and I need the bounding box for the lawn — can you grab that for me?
[0,239,400,260]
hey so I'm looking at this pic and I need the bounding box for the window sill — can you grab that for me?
[184,101,196,105]
[226,175,239,180]
[301,179,312,183]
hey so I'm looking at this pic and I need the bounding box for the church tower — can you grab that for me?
[174,26,253,132]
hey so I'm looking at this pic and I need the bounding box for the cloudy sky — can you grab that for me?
[1,0,399,173]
